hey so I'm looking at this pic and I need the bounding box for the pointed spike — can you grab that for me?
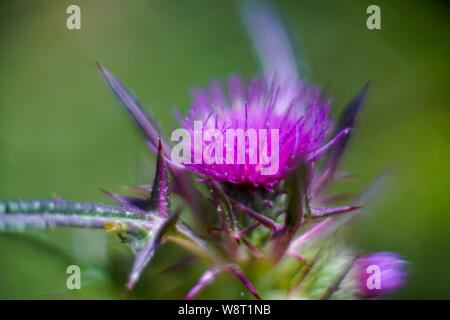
[156,254,196,276]
[320,255,358,300]
[173,221,222,262]
[101,189,151,214]
[126,209,180,291]
[310,205,365,218]
[185,264,261,300]
[334,172,357,181]
[241,238,264,259]
[336,82,370,132]
[288,170,383,255]
[148,141,215,226]
[125,238,159,292]
[150,140,170,218]
[284,162,309,233]
[226,265,261,300]
[315,83,369,195]
[209,182,238,234]
[97,63,170,156]
[288,206,365,255]
[124,185,152,197]
[306,128,352,162]
[235,222,260,240]
[329,83,369,166]
[288,219,332,255]
[233,202,280,232]
[185,267,222,300]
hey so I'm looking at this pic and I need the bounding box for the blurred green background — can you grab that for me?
[0,0,449,299]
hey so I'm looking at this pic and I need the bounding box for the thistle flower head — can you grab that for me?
[353,252,407,297]
[173,76,331,188]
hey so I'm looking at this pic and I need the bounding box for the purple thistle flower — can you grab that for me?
[0,0,409,300]
[173,76,333,189]
[353,252,407,297]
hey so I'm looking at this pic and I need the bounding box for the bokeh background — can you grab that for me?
[0,0,449,299]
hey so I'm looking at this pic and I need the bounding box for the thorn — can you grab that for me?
[95,61,103,71]
[99,188,111,197]
[292,252,312,269]
[122,285,132,297]
[158,136,163,153]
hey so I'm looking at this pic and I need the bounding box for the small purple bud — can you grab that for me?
[354,252,407,297]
